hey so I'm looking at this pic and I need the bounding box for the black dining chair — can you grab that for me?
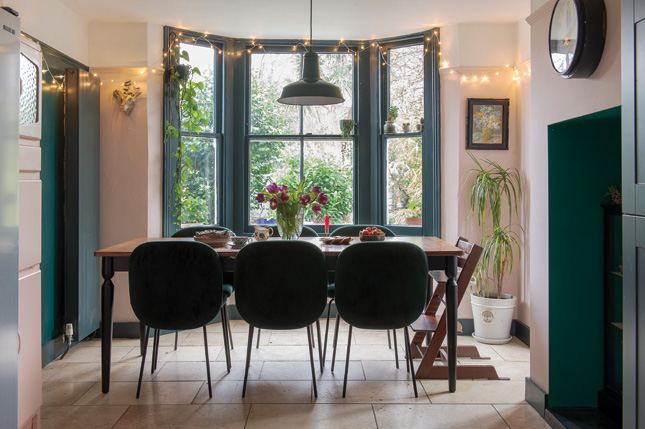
[234,240,328,398]
[255,224,320,348]
[334,241,428,397]
[169,225,235,353]
[128,241,229,398]
[324,224,397,368]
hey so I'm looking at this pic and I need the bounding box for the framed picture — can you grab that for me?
[466,98,509,150]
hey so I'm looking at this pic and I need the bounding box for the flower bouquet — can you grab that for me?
[255,179,328,240]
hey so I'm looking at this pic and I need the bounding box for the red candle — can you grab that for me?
[324,215,330,229]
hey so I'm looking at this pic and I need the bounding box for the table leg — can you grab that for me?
[445,255,458,392]
[101,257,115,393]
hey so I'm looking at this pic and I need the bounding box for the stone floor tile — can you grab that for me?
[113,404,250,429]
[193,380,314,404]
[41,405,128,429]
[74,381,204,406]
[421,379,527,404]
[489,337,530,362]
[362,360,421,381]
[42,382,95,406]
[246,403,377,429]
[316,380,429,404]
[120,345,223,363]
[260,360,365,381]
[495,403,548,428]
[56,345,134,363]
[373,403,509,429]
[154,360,261,382]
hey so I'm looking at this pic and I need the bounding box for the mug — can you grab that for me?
[253,226,273,241]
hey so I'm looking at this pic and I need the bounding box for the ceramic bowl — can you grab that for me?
[359,234,385,242]
[229,236,251,247]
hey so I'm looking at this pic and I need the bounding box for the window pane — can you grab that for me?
[179,43,215,133]
[180,136,217,226]
[304,140,353,224]
[250,54,300,135]
[20,54,38,125]
[249,140,300,224]
[302,53,353,135]
[389,45,424,127]
[386,137,422,226]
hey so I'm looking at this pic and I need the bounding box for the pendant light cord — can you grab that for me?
[309,0,313,52]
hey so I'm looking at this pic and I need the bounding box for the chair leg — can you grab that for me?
[306,325,318,398]
[392,329,399,369]
[242,326,255,398]
[174,330,179,350]
[322,299,333,364]
[331,314,341,373]
[221,306,231,373]
[387,329,392,349]
[256,328,261,349]
[136,326,150,398]
[151,328,161,374]
[315,320,323,373]
[404,326,418,398]
[203,326,213,398]
[224,303,234,349]
[342,325,353,398]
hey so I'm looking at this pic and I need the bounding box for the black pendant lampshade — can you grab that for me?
[277,0,344,106]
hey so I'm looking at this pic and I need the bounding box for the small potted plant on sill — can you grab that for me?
[340,119,355,139]
[404,201,422,225]
[467,151,522,344]
[384,105,398,134]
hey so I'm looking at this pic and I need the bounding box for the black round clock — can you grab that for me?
[548,0,606,79]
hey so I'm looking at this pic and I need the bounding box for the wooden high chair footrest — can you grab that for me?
[429,270,448,283]
[410,315,462,334]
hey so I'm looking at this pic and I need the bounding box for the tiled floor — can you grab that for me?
[41,319,547,428]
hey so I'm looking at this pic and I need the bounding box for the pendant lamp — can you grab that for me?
[278,0,344,106]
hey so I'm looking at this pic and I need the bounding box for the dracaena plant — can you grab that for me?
[164,44,209,225]
[468,151,522,299]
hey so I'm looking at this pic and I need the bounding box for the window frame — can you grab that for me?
[243,43,360,235]
[162,27,225,236]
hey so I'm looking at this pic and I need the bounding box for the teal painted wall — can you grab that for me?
[548,106,621,407]
[40,55,65,354]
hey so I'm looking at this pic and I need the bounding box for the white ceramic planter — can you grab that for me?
[470,293,516,344]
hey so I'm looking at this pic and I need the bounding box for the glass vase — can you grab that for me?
[276,204,304,240]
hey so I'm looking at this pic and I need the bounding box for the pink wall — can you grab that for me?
[526,0,621,392]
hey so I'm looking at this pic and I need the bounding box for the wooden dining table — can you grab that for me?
[94,235,463,394]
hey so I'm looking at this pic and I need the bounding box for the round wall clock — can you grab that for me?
[548,0,606,79]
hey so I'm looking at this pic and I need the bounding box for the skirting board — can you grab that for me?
[42,335,72,367]
[526,377,549,417]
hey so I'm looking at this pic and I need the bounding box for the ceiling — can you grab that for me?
[58,0,530,41]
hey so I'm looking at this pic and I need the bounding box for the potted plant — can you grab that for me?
[340,119,355,139]
[384,105,398,133]
[164,46,210,225]
[467,151,522,344]
[404,201,422,225]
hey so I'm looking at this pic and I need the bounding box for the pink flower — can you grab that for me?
[269,197,279,210]
[317,192,328,205]
[255,193,266,203]
[312,203,322,214]
[311,186,321,194]
[266,183,279,194]
[281,185,289,192]
[279,192,289,202]
[299,195,311,206]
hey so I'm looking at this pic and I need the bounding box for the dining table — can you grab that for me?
[94,235,463,394]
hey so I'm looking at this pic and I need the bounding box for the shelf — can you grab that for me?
[610,271,623,278]
[611,322,623,330]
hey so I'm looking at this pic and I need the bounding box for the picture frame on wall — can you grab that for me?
[466,98,509,150]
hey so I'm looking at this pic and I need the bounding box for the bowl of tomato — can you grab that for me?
[359,227,386,241]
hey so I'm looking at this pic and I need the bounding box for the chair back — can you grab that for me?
[172,224,235,238]
[129,241,223,330]
[331,224,396,237]
[234,241,328,330]
[335,242,428,330]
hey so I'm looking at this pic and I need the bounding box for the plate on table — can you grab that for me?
[194,236,230,247]
[320,236,353,245]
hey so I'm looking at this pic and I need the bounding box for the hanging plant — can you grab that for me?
[164,44,209,224]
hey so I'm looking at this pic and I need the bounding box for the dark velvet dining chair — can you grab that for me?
[234,240,328,398]
[128,241,229,398]
[168,225,235,353]
[324,224,397,368]
[333,241,428,397]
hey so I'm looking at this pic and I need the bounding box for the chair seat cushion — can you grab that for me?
[327,283,335,299]
[223,284,234,298]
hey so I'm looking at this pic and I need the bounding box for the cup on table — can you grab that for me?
[253,226,273,241]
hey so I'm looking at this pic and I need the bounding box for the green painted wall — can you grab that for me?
[548,106,621,407]
[40,82,65,347]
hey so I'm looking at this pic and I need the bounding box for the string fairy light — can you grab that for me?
[443,64,526,84]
